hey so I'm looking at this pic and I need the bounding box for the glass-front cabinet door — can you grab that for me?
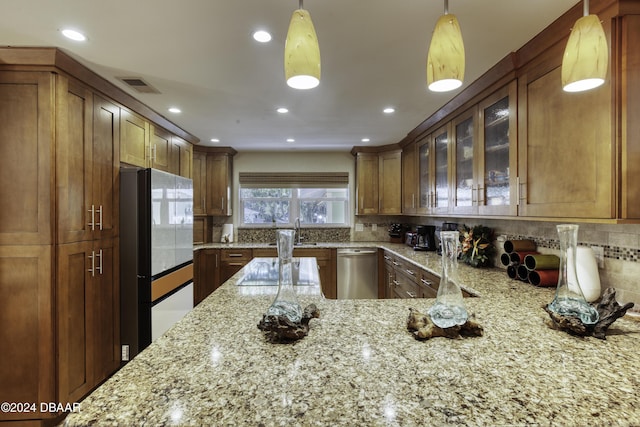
[416,135,432,214]
[478,81,517,215]
[451,108,477,214]
[432,124,451,214]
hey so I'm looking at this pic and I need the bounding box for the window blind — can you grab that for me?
[239,172,349,188]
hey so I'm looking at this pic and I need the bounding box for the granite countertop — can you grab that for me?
[64,245,640,426]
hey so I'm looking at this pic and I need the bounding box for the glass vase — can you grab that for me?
[547,224,599,325]
[265,229,303,323]
[428,230,469,328]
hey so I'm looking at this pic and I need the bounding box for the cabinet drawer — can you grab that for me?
[417,270,439,296]
[252,248,277,258]
[221,248,252,261]
[292,248,331,260]
[393,270,421,299]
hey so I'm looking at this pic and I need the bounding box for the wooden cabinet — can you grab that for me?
[206,152,233,216]
[58,85,120,244]
[57,238,119,404]
[193,151,207,216]
[355,152,379,215]
[120,109,150,168]
[451,108,477,215]
[354,150,401,215]
[192,148,236,220]
[0,245,55,422]
[478,81,518,216]
[518,64,614,219]
[194,248,220,306]
[173,135,193,179]
[0,71,54,246]
[293,248,337,299]
[378,150,402,214]
[415,124,451,215]
[220,248,253,282]
[402,142,418,214]
[381,250,441,299]
[150,124,172,172]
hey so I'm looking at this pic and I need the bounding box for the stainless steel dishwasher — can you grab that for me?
[337,248,378,299]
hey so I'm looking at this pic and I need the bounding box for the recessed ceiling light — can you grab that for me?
[253,30,272,43]
[383,107,395,114]
[61,28,86,41]
[286,138,295,143]
[361,138,370,143]
[210,138,220,143]
[277,107,289,114]
[168,107,181,113]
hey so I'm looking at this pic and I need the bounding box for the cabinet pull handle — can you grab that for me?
[478,185,484,205]
[96,249,103,275]
[383,255,391,261]
[202,198,206,210]
[406,291,417,298]
[215,253,218,268]
[392,280,400,287]
[412,193,415,209]
[392,261,400,266]
[88,251,95,277]
[88,205,95,230]
[228,262,244,266]
[516,176,521,206]
[97,205,103,231]
[221,197,224,213]
[406,269,415,276]
[228,253,244,257]
[421,278,433,287]
[152,144,157,162]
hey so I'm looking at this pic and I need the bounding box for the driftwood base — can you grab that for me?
[544,287,635,339]
[257,304,320,343]
[407,308,484,340]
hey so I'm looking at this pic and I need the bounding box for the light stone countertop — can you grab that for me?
[63,244,640,427]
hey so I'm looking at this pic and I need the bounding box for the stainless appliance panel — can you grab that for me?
[337,248,378,299]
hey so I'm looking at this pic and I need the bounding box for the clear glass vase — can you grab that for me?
[265,229,303,323]
[428,230,469,328]
[547,224,599,325]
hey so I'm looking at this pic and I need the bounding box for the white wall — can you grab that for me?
[232,151,355,225]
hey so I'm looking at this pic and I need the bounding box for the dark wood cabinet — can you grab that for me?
[120,109,150,168]
[220,248,253,282]
[57,238,119,404]
[194,248,220,306]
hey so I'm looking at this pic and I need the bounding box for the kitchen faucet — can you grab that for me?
[295,217,301,245]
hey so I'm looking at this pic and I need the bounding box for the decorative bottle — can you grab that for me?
[265,229,303,323]
[547,224,599,325]
[428,230,469,328]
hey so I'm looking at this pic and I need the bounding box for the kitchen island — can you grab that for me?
[64,246,640,426]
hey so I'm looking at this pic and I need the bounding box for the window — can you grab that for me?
[239,173,349,227]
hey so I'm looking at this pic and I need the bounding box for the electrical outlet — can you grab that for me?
[371,224,377,231]
[355,223,364,232]
[591,245,604,269]
[121,345,130,361]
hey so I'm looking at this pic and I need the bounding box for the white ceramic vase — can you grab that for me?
[568,246,601,302]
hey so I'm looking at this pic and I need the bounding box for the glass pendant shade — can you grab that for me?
[427,13,465,92]
[284,8,321,90]
[561,14,608,92]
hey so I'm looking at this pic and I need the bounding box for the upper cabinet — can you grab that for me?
[378,150,402,215]
[478,81,518,216]
[120,109,150,168]
[401,142,417,214]
[393,1,640,223]
[354,150,402,215]
[355,152,379,215]
[451,108,477,215]
[193,147,236,217]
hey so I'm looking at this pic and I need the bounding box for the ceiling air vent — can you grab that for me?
[117,77,160,94]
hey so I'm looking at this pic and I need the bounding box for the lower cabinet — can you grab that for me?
[293,248,336,299]
[0,245,55,423]
[57,238,119,404]
[194,248,220,306]
[220,248,253,283]
[382,250,441,299]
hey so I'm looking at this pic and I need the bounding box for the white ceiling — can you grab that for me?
[0,0,579,151]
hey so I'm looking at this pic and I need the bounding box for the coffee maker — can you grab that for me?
[413,225,436,251]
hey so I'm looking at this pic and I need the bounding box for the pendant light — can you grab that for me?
[284,0,321,90]
[561,0,608,92]
[426,0,465,92]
